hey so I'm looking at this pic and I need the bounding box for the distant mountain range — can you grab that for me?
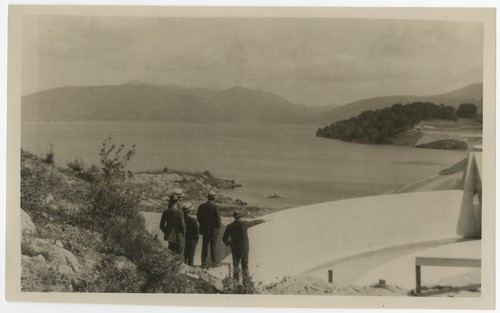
[21,82,310,123]
[22,81,482,124]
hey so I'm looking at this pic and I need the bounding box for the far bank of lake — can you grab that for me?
[21,121,468,208]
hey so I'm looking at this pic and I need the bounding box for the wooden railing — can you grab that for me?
[415,257,481,296]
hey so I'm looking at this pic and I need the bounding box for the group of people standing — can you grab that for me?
[159,189,220,267]
[159,188,253,285]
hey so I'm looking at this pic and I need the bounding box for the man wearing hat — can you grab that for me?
[172,189,184,207]
[223,211,251,285]
[159,189,186,254]
[181,202,199,266]
[196,190,221,268]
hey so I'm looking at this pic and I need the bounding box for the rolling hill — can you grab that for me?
[311,83,483,124]
[21,82,312,123]
[22,82,483,125]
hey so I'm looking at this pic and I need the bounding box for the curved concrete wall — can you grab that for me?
[457,153,482,237]
[226,190,464,284]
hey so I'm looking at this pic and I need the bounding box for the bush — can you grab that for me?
[76,180,140,232]
[67,157,85,173]
[101,214,147,257]
[87,164,100,174]
[81,255,145,293]
[99,136,136,181]
[42,143,55,165]
[21,152,60,213]
[75,164,100,182]
[76,171,97,183]
[75,137,140,232]
[21,264,73,292]
[135,243,189,293]
[43,223,103,257]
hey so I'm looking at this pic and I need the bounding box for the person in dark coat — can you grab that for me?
[159,190,186,254]
[181,202,199,266]
[196,190,221,268]
[223,211,252,285]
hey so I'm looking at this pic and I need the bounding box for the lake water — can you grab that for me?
[21,122,468,208]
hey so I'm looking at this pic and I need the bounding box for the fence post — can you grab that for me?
[328,270,333,283]
[415,265,421,295]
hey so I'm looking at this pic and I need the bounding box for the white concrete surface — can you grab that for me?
[224,190,465,284]
[353,239,480,289]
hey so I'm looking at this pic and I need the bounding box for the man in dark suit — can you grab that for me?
[223,211,252,285]
[196,190,221,268]
[159,189,186,254]
[181,202,199,266]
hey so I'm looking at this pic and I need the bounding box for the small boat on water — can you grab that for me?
[266,193,282,199]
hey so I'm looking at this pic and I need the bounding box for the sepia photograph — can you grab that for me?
[4,4,496,310]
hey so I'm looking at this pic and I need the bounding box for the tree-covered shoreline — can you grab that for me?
[316,102,459,144]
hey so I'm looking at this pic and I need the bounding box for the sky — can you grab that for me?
[21,15,483,107]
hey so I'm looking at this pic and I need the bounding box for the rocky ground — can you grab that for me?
[122,169,277,218]
[259,274,480,297]
[261,275,409,296]
[21,208,101,292]
[33,154,274,218]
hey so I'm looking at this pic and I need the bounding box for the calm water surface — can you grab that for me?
[21,122,467,208]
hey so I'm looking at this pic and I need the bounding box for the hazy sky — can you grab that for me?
[21,15,483,106]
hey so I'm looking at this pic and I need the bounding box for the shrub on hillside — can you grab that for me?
[75,137,139,232]
[76,171,97,183]
[21,264,73,292]
[135,242,189,293]
[67,157,85,173]
[76,181,140,233]
[101,214,148,257]
[87,164,100,174]
[72,163,100,183]
[21,151,61,214]
[80,255,145,293]
[99,136,136,181]
[42,143,55,165]
[43,223,103,257]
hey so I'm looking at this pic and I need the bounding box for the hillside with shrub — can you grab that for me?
[20,138,262,293]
